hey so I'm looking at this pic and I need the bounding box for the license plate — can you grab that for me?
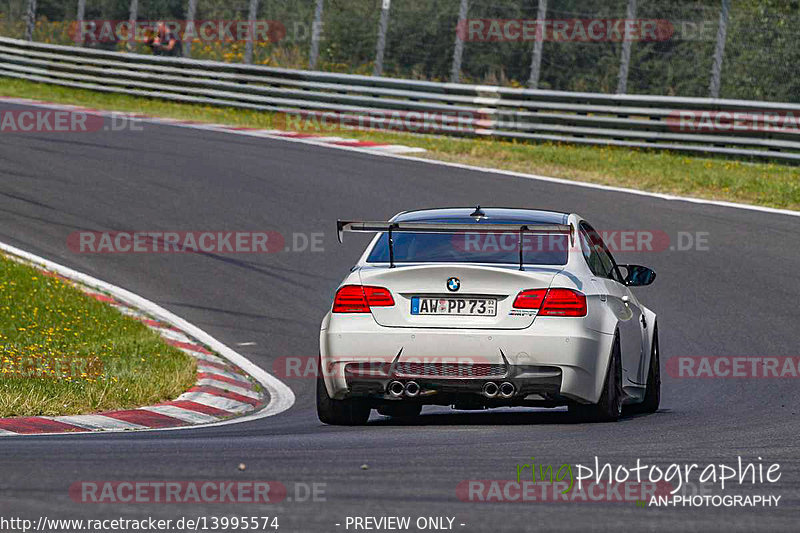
[410,297,497,316]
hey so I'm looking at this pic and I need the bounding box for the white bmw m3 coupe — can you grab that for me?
[318,207,660,425]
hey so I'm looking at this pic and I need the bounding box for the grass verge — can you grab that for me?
[0,253,196,417]
[1,78,799,211]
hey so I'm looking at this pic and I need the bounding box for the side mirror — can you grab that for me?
[618,264,656,287]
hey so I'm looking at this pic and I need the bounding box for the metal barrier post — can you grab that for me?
[616,0,637,94]
[709,0,730,98]
[373,0,391,76]
[527,0,547,89]
[184,0,198,57]
[76,0,86,45]
[244,0,260,64]
[450,0,469,83]
[23,0,36,41]
[309,0,324,69]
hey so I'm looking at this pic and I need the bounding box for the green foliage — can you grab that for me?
[2,0,800,100]
[721,0,800,101]
[0,254,196,417]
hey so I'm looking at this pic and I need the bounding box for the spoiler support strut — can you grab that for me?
[388,223,397,268]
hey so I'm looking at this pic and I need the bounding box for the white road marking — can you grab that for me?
[197,364,251,383]
[365,144,428,154]
[180,348,226,364]
[151,327,193,344]
[140,405,218,424]
[307,136,348,142]
[207,114,800,218]
[111,305,148,318]
[47,414,146,431]
[197,378,260,399]
[175,392,253,414]
[51,94,800,218]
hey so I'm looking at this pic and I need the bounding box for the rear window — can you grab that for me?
[366,231,569,265]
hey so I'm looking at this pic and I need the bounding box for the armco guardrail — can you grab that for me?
[1,36,800,163]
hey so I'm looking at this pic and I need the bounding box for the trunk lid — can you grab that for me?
[358,264,560,329]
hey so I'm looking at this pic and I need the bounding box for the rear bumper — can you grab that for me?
[346,363,563,406]
[320,313,614,404]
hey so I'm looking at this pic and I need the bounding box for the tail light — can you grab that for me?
[333,285,395,313]
[513,288,587,317]
[540,288,587,316]
[512,289,547,309]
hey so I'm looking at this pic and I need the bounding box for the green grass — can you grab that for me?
[1,77,799,210]
[0,254,196,417]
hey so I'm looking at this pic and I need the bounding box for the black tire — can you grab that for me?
[628,324,660,415]
[377,403,423,419]
[569,334,623,423]
[316,363,371,426]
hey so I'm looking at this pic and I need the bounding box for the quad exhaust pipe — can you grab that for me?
[499,382,516,399]
[388,380,405,398]
[391,380,513,399]
[482,381,515,399]
[404,381,420,398]
[387,380,421,398]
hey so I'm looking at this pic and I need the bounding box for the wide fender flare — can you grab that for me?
[641,306,658,378]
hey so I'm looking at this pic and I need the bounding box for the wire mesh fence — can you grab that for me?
[2,0,799,102]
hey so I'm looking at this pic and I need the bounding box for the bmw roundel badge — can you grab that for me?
[447,277,460,292]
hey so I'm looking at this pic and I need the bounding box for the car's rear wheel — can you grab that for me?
[569,334,623,423]
[377,403,422,419]
[316,358,371,426]
[628,324,660,415]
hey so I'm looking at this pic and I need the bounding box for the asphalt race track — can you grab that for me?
[0,101,799,532]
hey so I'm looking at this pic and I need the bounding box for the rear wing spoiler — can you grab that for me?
[336,220,574,270]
